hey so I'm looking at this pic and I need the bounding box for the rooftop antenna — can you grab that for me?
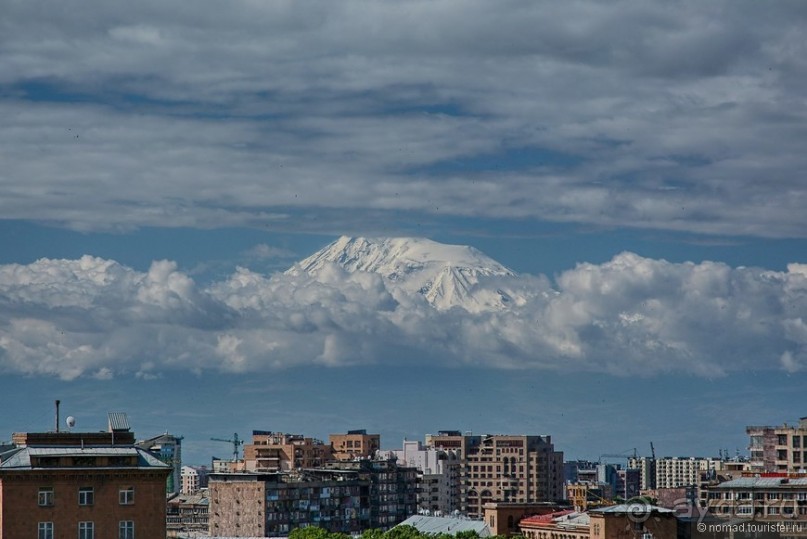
[55,400,61,433]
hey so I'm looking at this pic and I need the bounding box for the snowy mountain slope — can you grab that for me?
[286,236,519,312]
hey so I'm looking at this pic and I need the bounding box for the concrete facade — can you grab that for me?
[210,459,418,536]
[427,432,564,518]
[181,465,209,494]
[329,430,380,461]
[705,476,807,520]
[383,440,462,514]
[748,417,807,473]
[244,431,332,472]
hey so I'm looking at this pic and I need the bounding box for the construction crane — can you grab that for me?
[650,441,656,460]
[599,448,638,463]
[211,433,244,461]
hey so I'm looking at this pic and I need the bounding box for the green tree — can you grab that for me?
[361,529,386,539]
[289,527,332,539]
[383,525,424,539]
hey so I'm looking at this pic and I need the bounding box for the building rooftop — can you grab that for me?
[589,504,675,514]
[397,515,491,537]
[168,493,209,506]
[0,446,170,470]
[711,477,807,488]
[520,510,577,525]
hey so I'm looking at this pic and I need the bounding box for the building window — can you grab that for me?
[119,487,135,505]
[78,522,94,539]
[38,522,54,539]
[38,487,54,507]
[78,487,94,506]
[119,521,134,539]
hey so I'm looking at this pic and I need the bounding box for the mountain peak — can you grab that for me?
[288,236,516,311]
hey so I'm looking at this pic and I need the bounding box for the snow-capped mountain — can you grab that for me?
[287,236,518,312]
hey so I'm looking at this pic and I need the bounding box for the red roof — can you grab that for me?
[520,510,576,527]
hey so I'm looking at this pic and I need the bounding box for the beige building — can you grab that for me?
[427,432,564,518]
[329,430,380,461]
[589,505,677,539]
[705,476,807,519]
[748,417,807,473]
[520,505,678,539]
[180,465,208,494]
[566,483,613,511]
[243,430,332,472]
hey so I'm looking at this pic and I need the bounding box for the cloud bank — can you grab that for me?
[1,1,806,236]
[1,253,805,379]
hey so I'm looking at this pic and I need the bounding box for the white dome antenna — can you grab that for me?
[66,416,76,429]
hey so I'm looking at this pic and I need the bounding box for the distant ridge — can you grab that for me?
[287,236,517,312]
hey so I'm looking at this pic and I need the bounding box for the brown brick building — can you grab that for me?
[0,418,171,539]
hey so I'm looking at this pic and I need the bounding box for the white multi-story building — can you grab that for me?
[381,439,462,514]
[181,465,209,494]
[628,456,739,489]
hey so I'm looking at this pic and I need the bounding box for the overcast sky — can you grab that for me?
[1,0,806,465]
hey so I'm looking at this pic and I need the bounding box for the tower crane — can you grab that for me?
[598,448,638,463]
[211,433,244,461]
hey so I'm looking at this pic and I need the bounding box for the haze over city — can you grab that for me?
[1,0,806,466]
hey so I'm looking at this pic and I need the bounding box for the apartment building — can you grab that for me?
[426,431,564,518]
[0,414,171,539]
[748,417,807,473]
[209,458,417,536]
[180,465,209,494]
[382,439,462,514]
[167,492,209,537]
[627,457,724,490]
[329,430,380,461]
[243,430,333,472]
[705,476,807,520]
[627,457,656,490]
[136,432,183,495]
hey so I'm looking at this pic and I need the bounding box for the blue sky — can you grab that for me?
[1,1,806,466]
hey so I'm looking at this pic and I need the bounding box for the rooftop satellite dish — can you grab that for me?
[66,416,76,428]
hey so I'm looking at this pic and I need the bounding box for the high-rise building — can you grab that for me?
[0,413,171,539]
[426,432,564,518]
[633,457,724,489]
[381,439,462,514]
[243,431,333,472]
[136,432,183,494]
[747,417,807,473]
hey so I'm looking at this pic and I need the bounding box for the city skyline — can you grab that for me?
[2,1,806,467]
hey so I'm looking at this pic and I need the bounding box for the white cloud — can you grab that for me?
[0,1,806,236]
[1,253,805,379]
